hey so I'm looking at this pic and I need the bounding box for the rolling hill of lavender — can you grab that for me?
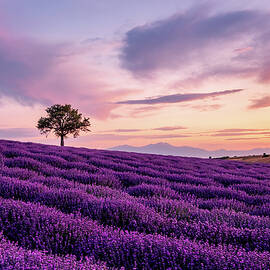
[0,139,270,269]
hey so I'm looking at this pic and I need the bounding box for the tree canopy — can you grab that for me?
[37,104,91,146]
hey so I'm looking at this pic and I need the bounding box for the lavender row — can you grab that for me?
[4,163,269,221]
[0,176,165,234]
[140,196,270,229]
[5,155,270,210]
[0,233,107,270]
[128,183,270,209]
[3,142,270,188]
[1,176,270,252]
[1,166,133,201]
[0,197,269,269]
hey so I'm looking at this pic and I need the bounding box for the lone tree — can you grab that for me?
[37,104,91,146]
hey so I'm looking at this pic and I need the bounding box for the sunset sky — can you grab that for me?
[0,0,270,150]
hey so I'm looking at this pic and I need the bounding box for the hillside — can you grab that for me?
[230,155,270,164]
[109,142,270,158]
[0,139,270,269]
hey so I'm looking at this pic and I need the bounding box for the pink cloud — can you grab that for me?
[128,105,165,118]
[0,30,135,120]
[217,128,269,132]
[85,133,190,141]
[226,137,264,141]
[191,104,222,112]
[249,96,270,109]
[258,62,270,83]
[213,132,270,137]
[211,128,270,137]
[234,46,253,54]
[101,129,144,133]
[152,126,187,131]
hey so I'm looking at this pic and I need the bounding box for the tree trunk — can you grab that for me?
[60,136,64,146]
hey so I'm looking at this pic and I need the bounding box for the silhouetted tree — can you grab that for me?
[37,104,91,146]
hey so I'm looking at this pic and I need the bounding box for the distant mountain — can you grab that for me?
[108,142,270,158]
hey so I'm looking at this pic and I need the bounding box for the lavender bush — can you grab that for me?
[0,139,269,269]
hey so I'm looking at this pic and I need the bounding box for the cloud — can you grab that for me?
[101,129,144,133]
[249,96,270,109]
[226,137,264,141]
[152,126,187,131]
[85,133,135,141]
[234,46,253,54]
[0,30,134,120]
[99,126,188,133]
[80,37,103,45]
[120,5,270,85]
[146,134,188,139]
[213,132,270,137]
[128,105,165,118]
[0,128,39,138]
[217,128,269,132]
[117,89,243,105]
[191,104,222,111]
[212,128,270,137]
[0,32,63,105]
[171,66,256,89]
[85,132,189,141]
[259,62,270,83]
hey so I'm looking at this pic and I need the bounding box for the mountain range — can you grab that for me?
[108,142,270,158]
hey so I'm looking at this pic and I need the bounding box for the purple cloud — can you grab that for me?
[0,128,39,138]
[171,66,257,89]
[0,31,135,120]
[0,33,63,105]
[120,6,270,84]
[117,89,243,105]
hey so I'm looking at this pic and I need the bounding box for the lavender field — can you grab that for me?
[0,140,270,269]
